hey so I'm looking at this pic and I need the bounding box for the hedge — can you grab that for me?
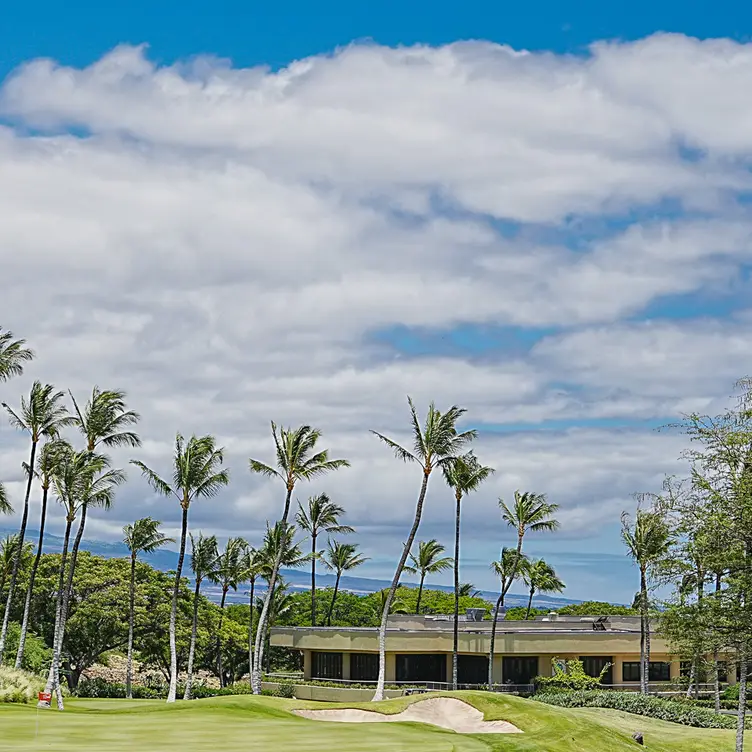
[74,678,284,699]
[534,690,750,730]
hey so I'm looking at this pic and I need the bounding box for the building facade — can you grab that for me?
[271,611,735,687]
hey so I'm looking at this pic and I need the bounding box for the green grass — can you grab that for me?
[0,691,748,752]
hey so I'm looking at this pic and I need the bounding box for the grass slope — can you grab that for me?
[0,691,747,752]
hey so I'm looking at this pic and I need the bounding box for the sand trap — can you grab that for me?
[293,697,523,734]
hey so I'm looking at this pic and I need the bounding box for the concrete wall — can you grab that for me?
[261,682,404,702]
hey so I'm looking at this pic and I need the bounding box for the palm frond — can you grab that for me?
[370,431,418,463]
[0,483,12,515]
[0,328,34,382]
[130,460,176,498]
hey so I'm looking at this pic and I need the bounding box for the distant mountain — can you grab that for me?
[0,527,582,609]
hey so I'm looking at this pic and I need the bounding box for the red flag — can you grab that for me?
[38,692,51,702]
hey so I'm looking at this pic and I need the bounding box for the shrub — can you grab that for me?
[1,623,52,675]
[0,667,48,704]
[536,659,609,691]
[534,690,750,730]
[75,678,159,699]
[274,680,296,698]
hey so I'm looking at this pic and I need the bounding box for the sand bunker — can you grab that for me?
[293,697,523,734]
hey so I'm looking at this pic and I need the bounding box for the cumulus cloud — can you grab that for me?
[0,34,750,601]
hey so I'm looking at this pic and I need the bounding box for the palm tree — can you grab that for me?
[458,582,481,598]
[371,397,475,700]
[41,449,124,709]
[184,533,218,700]
[209,537,247,687]
[488,491,559,687]
[248,423,349,693]
[522,559,565,620]
[0,382,72,664]
[123,518,174,699]
[404,539,453,615]
[0,328,33,382]
[15,439,71,668]
[132,433,229,703]
[296,493,353,626]
[240,546,265,690]
[621,508,672,694]
[0,487,11,517]
[323,541,369,626]
[0,535,21,604]
[443,451,494,689]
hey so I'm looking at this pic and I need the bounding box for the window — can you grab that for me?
[502,657,539,685]
[648,662,671,682]
[311,651,343,680]
[622,662,641,682]
[396,654,446,683]
[351,653,379,682]
[457,655,489,685]
[579,656,613,685]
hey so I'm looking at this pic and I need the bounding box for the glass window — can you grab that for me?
[622,662,641,682]
[311,651,343,680]
[457,655,489,685]
[502,656,539,684]
[648,662,671,682]
[350,653,378,682]
[396,654,447,683]
[579,656,613,685]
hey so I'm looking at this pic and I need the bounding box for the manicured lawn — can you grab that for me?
[0,691,747,752]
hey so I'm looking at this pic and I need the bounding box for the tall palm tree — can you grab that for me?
[132,433,229,703]
[488,491,559,687]
[15,439,71,668]
[296,493,353,626]
[443,451,494,689]
[0,382,72,664]
[184,533,219,700]
[0,328,33,383]
[522,558,565,619]
[0,535,21,604]
[371,397,475,700]
[404,539,453,615]
[240,546,265,690]
[248,423,349,693]
[123,518,174,699]
[621,508,672,694]
[0,487,11,517]
[41,449,123,709]
[209,537,247,687]
[323,541,369,626]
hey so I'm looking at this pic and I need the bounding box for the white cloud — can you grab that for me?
[1,35,751,601]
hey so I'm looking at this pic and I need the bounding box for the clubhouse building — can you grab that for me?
[271,610,735,688]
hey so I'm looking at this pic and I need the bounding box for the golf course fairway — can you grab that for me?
[0,691,747,752]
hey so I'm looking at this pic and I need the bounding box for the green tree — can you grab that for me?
[296,493,353,627]
[488,492,559,688]
[240,546,265,689]
[248,423,348,693]
[123,518,173,699]
[404,539,453,615]
[621,505,672,695]
[323,541,369,626]
[184,533,218,700]
[371,397,475,700]
[0,327,33,382]
[209,536,247,686]
[442,451,494,689]
[132,433,229,703]
[522,558,565,620]
[0,382,72,664]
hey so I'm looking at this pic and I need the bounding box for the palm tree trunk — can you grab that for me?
[217,588,228,687]
[247,578,255,689]
[311,532,317,627]
[0,440,36,663]
[40,515,72,709]
[736,655,747,752]
[183,578,201,700]
[416,574,425,615]
[525,586,535,620]
[373,469,430,702]
[14,482,49,669]
[714,572,722,714]
[126,553,136,700]
[640,566,649,695]
[252,486,293,695]
[326,573,341,626]
[452,492,461,691]
[168,504,189,703]
[488,590,503,689]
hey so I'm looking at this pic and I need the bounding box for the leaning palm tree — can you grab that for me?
[0,327,33,383]
[123,518,174,699]
[248,423,349,693]
[404,539,453,615]
[208,536,247,687]
[443,451,494,689]
[371,397,476,700]
[132,433,229,703]
[15,439,72,668]
[0,382,72,664]
[296,493,353,626]
[621,507,672,694]
[41,448,123,709]
[488,491,559,687]
[323,541,369,626]
[240,546,265,690]
[522,558,565,620]
[184,533,219,700]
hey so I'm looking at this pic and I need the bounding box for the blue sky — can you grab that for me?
[1,2,751,604]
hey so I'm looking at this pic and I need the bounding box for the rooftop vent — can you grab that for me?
[465,608,487,622]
